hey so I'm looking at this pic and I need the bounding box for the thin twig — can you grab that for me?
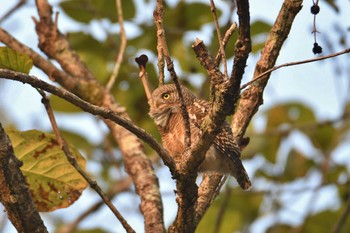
[210,0,228,79]
[240,47,350,90]
[135,54,152,101]
[0,0,27,23]
[154,0,191,149]
[37,89,135,233]
[56,177,132,233]
[106,0,127,91]
[332,192,350,233]
[214,22,238,67]
[0,68,175,174]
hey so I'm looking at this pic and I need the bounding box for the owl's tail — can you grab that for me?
[234,166,252,191]
[229,160,252,191]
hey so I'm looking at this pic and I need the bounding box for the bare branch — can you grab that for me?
[0,69,174,173]
[215,22,238,67]
[106,0,127,91]
[210,0,228,79]
[56,178,132,233]
[240,47,350,90]
[333,192,350,233]
[228,0,251,112]
[0,0,27,23]
[195,173,224,225]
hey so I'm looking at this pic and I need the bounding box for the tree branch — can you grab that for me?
[56,177,132,233]
[333,192,350,233]
[106,0,127,91]
[228,0,251,117]
[0,69,174,172]
[210,0,228,79]
[231,0,303,141]
[240,47,350,90]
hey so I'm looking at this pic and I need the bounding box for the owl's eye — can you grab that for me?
[162,93,170,99]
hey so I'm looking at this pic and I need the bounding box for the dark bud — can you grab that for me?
[312,43,323,54]
[135,54,149,69]
[311,5,320,15]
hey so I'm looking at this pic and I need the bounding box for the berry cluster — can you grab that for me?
[311,1,322,54]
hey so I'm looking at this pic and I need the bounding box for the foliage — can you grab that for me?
[6,129,88,212]
[0,0,349,232]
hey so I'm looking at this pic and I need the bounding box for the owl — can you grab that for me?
[149,84,251,190]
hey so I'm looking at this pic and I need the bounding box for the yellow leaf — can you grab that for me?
[6,129,88,212]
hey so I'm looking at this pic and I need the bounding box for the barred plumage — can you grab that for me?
[149,84,251,190]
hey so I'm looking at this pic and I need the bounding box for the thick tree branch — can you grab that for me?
[231,0,303,141]
[0,123,48,233]
[228,0,251,116]
[34,0,95,81]
[195,173,224,225]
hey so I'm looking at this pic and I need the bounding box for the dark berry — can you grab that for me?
[312,43,322,54]
[311,5,320,15]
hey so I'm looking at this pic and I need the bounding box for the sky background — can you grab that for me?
[1,0,350,232]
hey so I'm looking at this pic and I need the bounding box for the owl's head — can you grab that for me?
[149,84,195,127]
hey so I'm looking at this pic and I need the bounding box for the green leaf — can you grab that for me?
[303,209,350,233]
[251,20,272,36]
[0,47,33,74]
[283,149,315,182]
[164,2,221,31]
[6,129,88,212]
[67,32,118,83]
[265,102,316,129]
[50,94,82,113]
[60,0,135,23]
[243,132,281,164]
[305,124,337,152]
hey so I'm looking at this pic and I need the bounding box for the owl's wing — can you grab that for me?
[189,99,251,190]
[188,99,241,157]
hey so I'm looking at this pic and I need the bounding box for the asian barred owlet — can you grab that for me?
[149,84,251,190]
